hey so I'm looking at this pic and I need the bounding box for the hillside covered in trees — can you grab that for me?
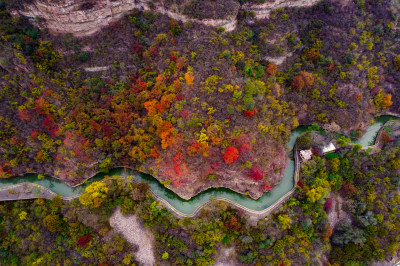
[0,0,400,264]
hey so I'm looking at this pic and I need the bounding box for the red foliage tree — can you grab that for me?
[18,109,31,121]
[130,41,143,55]
[173,152,182,175]
[42,115,55,130]
[77,235,92,247]
[324,198,333,212]
[224,216,242,231]
[223,146,239,164]
[263,184,272,191]
[291,76,305,91]
[297,180,304,188]
[180,109,190,119]
[342,182,357,196]
[244,110,255,117]
[249,166,263,181]
[31,129,39,139]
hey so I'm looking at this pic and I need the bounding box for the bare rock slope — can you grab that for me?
[11,0,322,36]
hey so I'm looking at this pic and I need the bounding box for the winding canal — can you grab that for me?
[0,115,398,216]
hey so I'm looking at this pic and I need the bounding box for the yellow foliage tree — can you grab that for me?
[277,214,292,230]
[79,181,109,208]
[306,186,327,203]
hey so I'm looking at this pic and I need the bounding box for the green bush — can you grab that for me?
[78,52,89,62]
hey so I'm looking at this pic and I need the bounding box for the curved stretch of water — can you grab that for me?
[0,116,398,215]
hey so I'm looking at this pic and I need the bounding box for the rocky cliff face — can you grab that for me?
[10,0,322,37]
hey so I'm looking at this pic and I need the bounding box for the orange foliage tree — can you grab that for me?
[223,146,239,164]
[266,62,277,76]
[156,121,174,149]
[306,48,321,63]
[383,94,393,108]
[185,72,194,86]
[300,71,314,87]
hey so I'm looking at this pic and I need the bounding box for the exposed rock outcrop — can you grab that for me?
[9,0,322,37]
[244,0,321,19]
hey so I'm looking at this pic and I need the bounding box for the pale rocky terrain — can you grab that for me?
[243,0,321,19]
[327,193,350,230]
[10,0,323,37]
[109,208,155,266]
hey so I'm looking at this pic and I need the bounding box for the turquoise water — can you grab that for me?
[353,115,400,146]
[0,117,395,215]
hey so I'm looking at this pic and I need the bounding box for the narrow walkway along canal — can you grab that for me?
[0,115,398,216]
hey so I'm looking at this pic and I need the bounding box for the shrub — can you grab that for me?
[78,235,92,247]
[277,214,292,230]
[162,252,169,260]
[77,52,89,62]
[280,14,288,21]
[291,75,305,91]
[328,158,340,174]
[169,19,182,36]
[332,221,366,245]
[297,180,304,188]
[296,134,311,149]
[393,55,400,70]
[19,211,27,220]
[390,157,400,169]
[306,49,321,63]
[99,158,112,173]
[249,166,263,181]
[224,216,242,231]
[43,214,62,232]
[342,182,357,196]
[244,110,255,117]
[337,136,350,147]
[300,71,314,87]
[324,198,333,211]
[266,62,277,75]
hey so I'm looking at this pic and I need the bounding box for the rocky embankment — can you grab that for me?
[10,0,322,37]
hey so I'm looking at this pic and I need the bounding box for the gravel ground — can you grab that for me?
[109,208,155,266]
